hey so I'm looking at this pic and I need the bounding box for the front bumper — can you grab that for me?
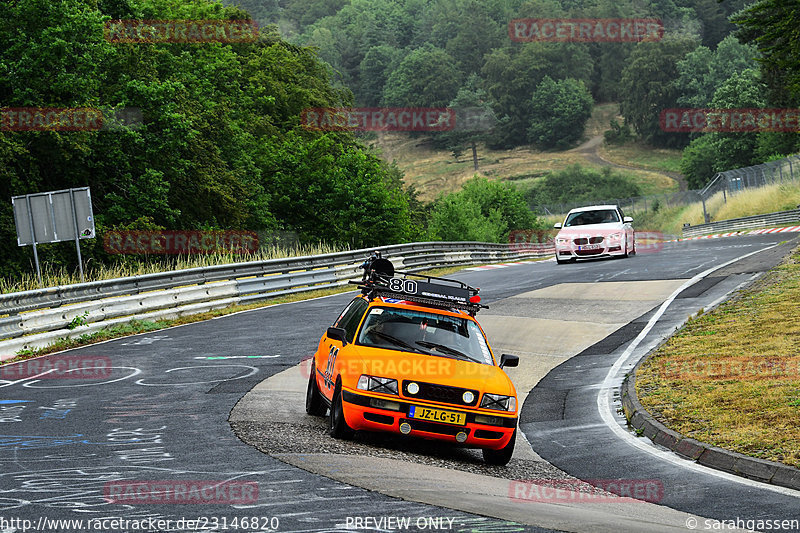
[341,389,517,450]
[555,241,624,259]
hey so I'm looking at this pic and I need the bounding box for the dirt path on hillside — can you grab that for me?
[570,134,688,191]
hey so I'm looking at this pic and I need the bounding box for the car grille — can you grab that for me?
[575,248,604,256]
[574,237,604,245]
[402,381,479,406]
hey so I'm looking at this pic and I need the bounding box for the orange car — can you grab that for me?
[305,254,519,465]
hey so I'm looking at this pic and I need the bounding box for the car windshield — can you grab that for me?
[564,209,619,227]
[356,306,494,365]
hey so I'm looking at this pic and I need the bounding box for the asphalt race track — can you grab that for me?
[1,234,798,533]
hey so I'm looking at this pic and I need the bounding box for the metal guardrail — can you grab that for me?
[681,209,800,238]
[0,241,552,357]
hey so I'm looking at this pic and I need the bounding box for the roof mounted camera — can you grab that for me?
[352,251,487,315]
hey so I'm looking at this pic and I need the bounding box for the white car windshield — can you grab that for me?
[356,306,494,365]
[565,209,620,227]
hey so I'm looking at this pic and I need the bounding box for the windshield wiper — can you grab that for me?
[372,331,432,355]
[415,341,480,363]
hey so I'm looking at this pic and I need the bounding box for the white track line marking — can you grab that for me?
[596,242,800,497]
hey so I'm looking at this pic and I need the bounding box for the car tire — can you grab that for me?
[483,428,516,466]
[329,382,354,439]
[305,361,327,417]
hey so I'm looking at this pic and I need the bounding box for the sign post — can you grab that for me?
[11,187,95,285]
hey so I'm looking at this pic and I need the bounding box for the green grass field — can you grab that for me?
[0,242,344,294]
[633,182,800,235]
[599,141,683,174]
[369,103,682,202]
[636,247,800,467]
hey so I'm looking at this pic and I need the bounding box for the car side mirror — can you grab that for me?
[327,327,348,346]
[623,217,633,223]
[553,223,562,229]
[499,353,519,369]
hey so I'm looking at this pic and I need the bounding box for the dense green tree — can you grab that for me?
[427,178,540,242]
[382,46,462,107]
[482,42,593,148]
[680,135,719,189]
[358,45,403,106]
[282,0,349,29]
[679,68,769,188]
[527,77,593,150]
[266,133,413,247]
[692,0,733,48]
[675,35,759,108]
[708,68,768,171]
[733,0,800,103]
[754,132,800,162]
[620,38,698,148]
[436,74,497,170]
[0,0,419,280]
[427,0,506,76]
[730,0,800,161]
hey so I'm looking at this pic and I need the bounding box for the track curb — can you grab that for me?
[621,361,800,491]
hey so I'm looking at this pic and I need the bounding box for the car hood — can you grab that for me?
[342,345,517,400]
[557,223,625,237]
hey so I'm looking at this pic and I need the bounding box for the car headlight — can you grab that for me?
[357,375,398,395]
[608,233,622,240]
[480,393,517,412]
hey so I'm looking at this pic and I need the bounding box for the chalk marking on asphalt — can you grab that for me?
[597,241,800,498]
[195,355,281,360]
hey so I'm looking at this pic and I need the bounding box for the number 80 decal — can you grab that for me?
[389,278,418,294]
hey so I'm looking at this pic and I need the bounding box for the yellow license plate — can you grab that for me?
[408,405,466,425]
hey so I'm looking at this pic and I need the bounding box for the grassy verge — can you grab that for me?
[599,141,683,174]
[631,182,800,235]
[635,245,800,467]
[713,182,800,221]
[369,104,681,203]
[0,242,345,295]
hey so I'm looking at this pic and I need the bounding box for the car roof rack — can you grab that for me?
[350,252,487,315]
